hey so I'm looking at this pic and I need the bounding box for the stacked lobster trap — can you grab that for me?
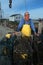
[0,37,12,65]
[13,37,33,65]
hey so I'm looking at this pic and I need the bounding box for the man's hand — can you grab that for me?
[12,31,21,36]
[34,32,39,36]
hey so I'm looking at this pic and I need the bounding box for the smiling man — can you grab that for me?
[16,12,36,36]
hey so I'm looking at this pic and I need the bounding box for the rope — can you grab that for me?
[24,0,27,12]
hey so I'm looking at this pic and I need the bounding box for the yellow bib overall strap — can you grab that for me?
[21,24,31,37]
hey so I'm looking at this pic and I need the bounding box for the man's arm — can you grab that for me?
[30,19,36,33]
[16,18,24,32]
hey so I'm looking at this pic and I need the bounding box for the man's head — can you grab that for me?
[24,12,30,21]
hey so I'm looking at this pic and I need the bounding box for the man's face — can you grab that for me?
[24,12,30,21]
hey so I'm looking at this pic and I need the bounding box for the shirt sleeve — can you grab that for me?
[16,18,24,31]
[30,19,36,33]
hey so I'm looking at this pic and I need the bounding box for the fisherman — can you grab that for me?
[16,12,36,34]
[15,11,37,44]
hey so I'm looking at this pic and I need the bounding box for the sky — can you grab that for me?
[0,0,43,19]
